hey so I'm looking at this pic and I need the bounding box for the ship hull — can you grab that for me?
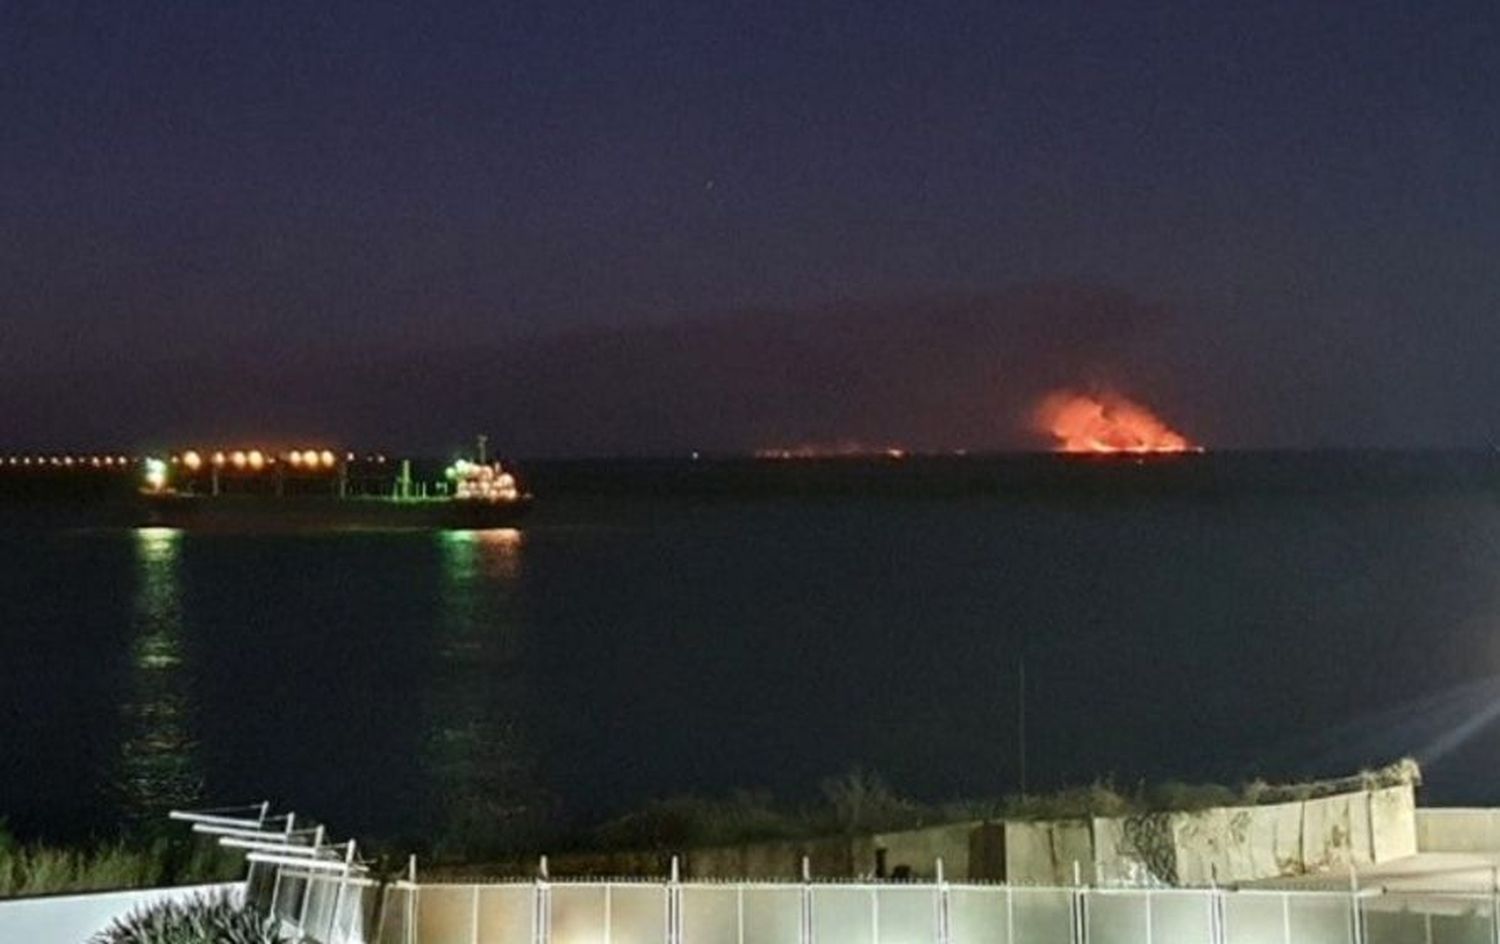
[135,494,532,532]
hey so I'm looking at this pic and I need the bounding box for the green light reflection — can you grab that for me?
[116,527,202,825]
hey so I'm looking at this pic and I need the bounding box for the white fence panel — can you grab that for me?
[681,886,741,944]
[813,887,875,944]
[1009,888,1071,944]
[1222,891,1288,944]
[420,885,481,944]
[477,884,535,944]
[551,885,608,944]
[1148,891,1214,944]
[1288,892,1355,944]
[1087,891,1147,944]
[876,886,937,944]
[613,884,670,944]
[948,886,1009,944]
[740,887,801,944]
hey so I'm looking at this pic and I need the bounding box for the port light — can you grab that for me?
[144,458,169,492]
[183,450,203,471]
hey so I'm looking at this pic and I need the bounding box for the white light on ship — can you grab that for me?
[301,449,320,467]
[212,451,226,466]
[183,451,202,470]
[231,450,247,469]
[319,450,335,468]
[248,449,265,470]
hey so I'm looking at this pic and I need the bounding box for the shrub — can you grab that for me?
[91,892,286,944]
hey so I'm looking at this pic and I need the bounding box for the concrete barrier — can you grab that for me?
[509,786,1420,888]
[1417,808,1500,853]
[0,882,241,944]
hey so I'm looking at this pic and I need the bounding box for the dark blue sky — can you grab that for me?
[4,1,1500,450]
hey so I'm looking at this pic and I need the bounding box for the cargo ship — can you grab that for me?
[134,439,531,532]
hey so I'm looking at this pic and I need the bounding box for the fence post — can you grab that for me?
[1005,883,1014,944]
[1491,866,1499,944]
[1281,893,1291,944]
[535,856,551,944]
[1143,888,1152,944]
[801,857,814,944]
[737,883,745,944]
[268,811,296,920]
[935,858,951,944]
[472,883,481,944]
[1349,865,1363,944]
[669,856,683,944]
[298,824,327,934]
[1208,873,1224,944]
[407,855,419,944]
[1071,860,1086,944]
[326,840,357,944]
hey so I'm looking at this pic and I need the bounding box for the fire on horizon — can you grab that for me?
[1035,390,1200,455]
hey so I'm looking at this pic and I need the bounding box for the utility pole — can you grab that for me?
[476,434,488,464]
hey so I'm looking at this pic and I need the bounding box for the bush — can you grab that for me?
[91,893,286,944]
[0,834,241,899]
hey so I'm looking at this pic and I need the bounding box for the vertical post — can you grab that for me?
[1143,889,1152,944]
[297,825,327,933]
[1281,893,1291,944]
[1490,866,1499,944]
[935,858,950,944]
[870,885,878,944]
[669,856,682,944]
[407,855,418,944]
[1071,861,1085,944]
[1349,865,1363,944]
[535,856,550,944]
[736,883,745,944]
[802,857,814,944]
[472,884,482,944]
[605,883,613,944]
[1208,878,1223,944]
[326,840,357,944]
[268,812,296,920]
[1005,884,1014,944]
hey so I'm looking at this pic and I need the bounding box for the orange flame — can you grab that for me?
[1034,390,1198,454]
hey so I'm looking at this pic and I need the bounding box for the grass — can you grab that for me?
[0,826,243,899]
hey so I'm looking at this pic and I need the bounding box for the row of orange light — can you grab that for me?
[175,449,358,472]
[2,455,133,467]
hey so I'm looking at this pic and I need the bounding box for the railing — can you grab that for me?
[169,806,1500,944]
[280,876,1500,944]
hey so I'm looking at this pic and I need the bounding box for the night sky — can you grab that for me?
[4,2,1500,453]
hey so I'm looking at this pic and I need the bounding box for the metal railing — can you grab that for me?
[172,807,1500,944]
[356,875,1500,944]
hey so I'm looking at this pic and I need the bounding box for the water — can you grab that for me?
[6,455,1500,849]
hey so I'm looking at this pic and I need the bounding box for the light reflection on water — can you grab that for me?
[425,527,545,855]
[116,527,202,825]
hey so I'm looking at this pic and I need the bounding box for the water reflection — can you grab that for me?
[116,528,202,826]
[425,528,543,855]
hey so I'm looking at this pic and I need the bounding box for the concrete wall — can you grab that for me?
[518,786,1418,889]
[1416,808,1500,853]
[0,883,240,944]
[997,784,1418,888]
[1002,819,1095,886]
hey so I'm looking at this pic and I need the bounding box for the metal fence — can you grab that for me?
[267,877,1500,944]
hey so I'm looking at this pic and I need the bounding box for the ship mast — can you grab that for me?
[476,434,488,464]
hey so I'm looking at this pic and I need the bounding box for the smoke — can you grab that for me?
[1033,390,1198,454]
